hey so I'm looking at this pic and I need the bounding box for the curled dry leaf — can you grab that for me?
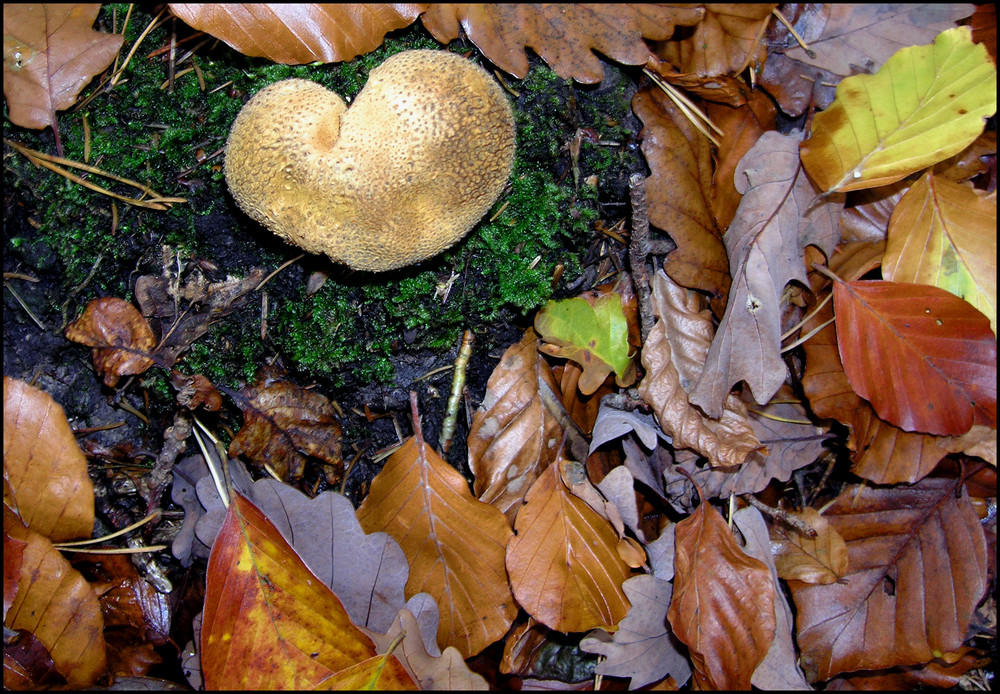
[420,4,704,83]
[4,507,106,686]
[228,366,343,482]
[667,495,775,690]
[357,428,517,658]
[65,297,155,387]
[656,4,774,76]
[506,459,632,634]
[637,269,761,468]
[770,507,849,585]
[791,478,988,681]
[169,4,424,64]
[3,377,94,541]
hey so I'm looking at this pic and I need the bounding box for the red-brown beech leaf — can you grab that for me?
[667,496,775,689]
[169,4,425,64]
[506,460,632,634]
[790,478,988,681]
[3,5,123,133]
[420,5,704,83]
[833,280,997,435]
[689,131,842,417]
[65,297,156,387]
[201,494,376,689]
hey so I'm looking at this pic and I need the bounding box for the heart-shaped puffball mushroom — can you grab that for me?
[224,50,516,272]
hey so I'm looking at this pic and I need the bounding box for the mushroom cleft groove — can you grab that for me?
[224,50,516,272]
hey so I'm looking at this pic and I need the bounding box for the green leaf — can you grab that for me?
[534,292,634,395]
[800,27,996,193]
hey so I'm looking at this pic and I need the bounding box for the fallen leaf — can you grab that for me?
[228,366,343,482]
[579,575,692,689]
[170,371,222,412]
[201,494,376,689]
[3,530,26,619]
[315,652,416,690]
[506,459,632,633]
[667,493,775,689]
[791,478,988,681]
[770,507,849,585]
[883,171,997,332]
[833,279,997,435]
[839,183,909,243]
[657,4,775,76]
[4,507,106,686]
[690,130,842,416]
[799,26,996,193]
[357,403,517,658]
[65,297,156,387]
[2,4,123,133]
[169,4,424,64]
[971,3,997,63]
[420,5,704,83]
[757,51,838,118]
[3,377,94,541]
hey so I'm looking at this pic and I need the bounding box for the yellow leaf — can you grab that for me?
[884,171,997,333]
[800,27,996,193]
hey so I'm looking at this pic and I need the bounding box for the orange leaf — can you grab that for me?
[357,396,517,658]
[833,280,997,435]
[65,297,155,387]
[667,497,775,689]
[3,377,94,541]
[506,460,632,633]
[4,507,106,686]
[315,652,416,690]
[201,494,376,689]
[657,4,774,76]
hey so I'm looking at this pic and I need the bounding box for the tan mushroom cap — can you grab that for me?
[224,50,516,272]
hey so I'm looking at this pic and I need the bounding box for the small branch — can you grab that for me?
[439,330,474,453]
[742,494,817,538]
[628,173,655,344]
[772,8,817,59]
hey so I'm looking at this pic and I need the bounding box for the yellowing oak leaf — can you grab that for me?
[800,26,997,193]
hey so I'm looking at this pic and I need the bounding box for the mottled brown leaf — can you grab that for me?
[757,51,839,118]
[65,297,155,387]
[658,4,775,76]
[791,478,988,681]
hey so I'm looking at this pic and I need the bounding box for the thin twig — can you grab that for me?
[781,291,833,341]
[742,494,817,537]
[4,281,47,330]
[110,7,168,89]
[439,330,474,453]
[255,253,306,291]
[772,8,817,59]
[54,511,161,547]
[628,173,655,344]
[643,70,721,147]
[780,316,835,353]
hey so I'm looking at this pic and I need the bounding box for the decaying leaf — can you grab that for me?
[799,26,996,193]
[834,280,997,435]
[2,4,123,134]
[535,292,635,394]
[771,507,849,585]
[169,4,424,64]
[791,478,988,681]
[357,404,517,658]
[201,494,376,689]
[883,171,997,333]
[228,366,343,482]
[65,297,156,387]
[506,459,632,634]
[657,4,775,76]
[4,507,106,687]
[3,377,94,542]
[667,494,775,689]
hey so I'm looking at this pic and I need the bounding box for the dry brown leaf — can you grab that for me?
[657,4,775,76]
[646,58,753,107]
[4,507,106,686]
[169,4,425,64]
[3,377,94,542]
[506,459,632,633]
[667,494,775,689]
[468,328,584,523]
[971,3,997,63]
[770,507,849,585]
[791,478,988,681]
[420,4,704,83]
[357,404,517,658]
[757,51,839,118]
[638,269,760,468]
[2,4,123,133]
[228,366,343,483]
[65,297,156,387]
[839,182,910,243]
[633,85,730,308]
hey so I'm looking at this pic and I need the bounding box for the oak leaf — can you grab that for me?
[790,478,988,681]
[65,297,155,387]
[657,4,775,76]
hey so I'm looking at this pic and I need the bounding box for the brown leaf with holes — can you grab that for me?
[228,366,343,483]
[65,297,155,387]
[633,86,730,306]
[420,4,704,83]
[667,495,775,689]
[3,377,94,542]
[3,4,123,133]
[468,328,587,524]
[657,4,775,76]
[169,4,425,64]
[506,458,632,633]
[771,508,849,585]
[357,407,517,658]
[790,478,988,681]
[637,270,760,468]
